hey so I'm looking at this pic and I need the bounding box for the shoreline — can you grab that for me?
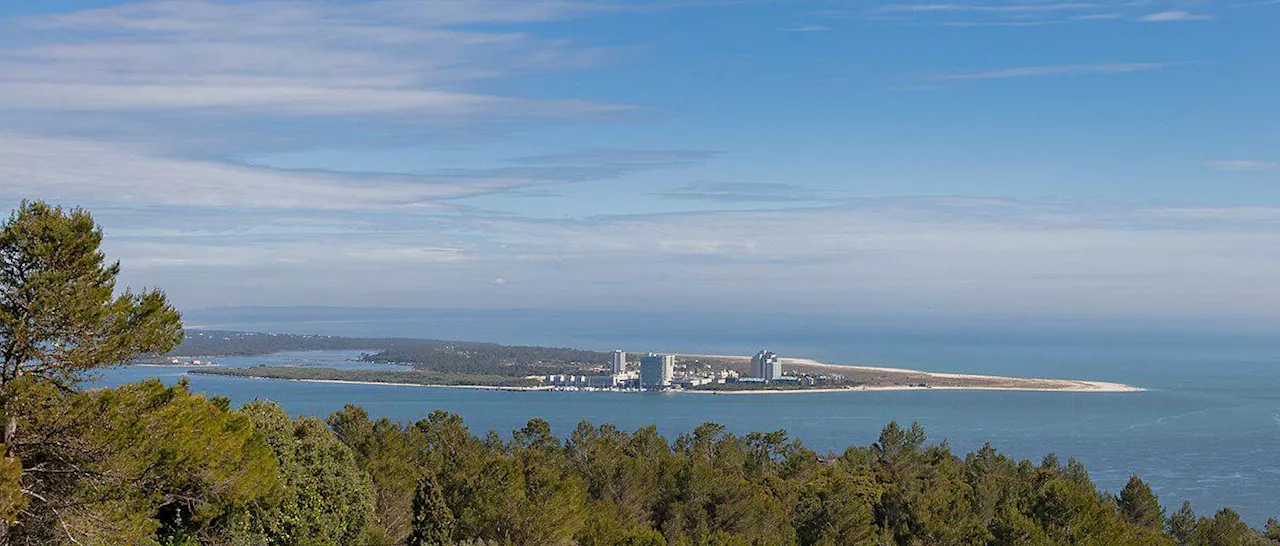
[188,372,553,391]
[676,354,1143,393]
[684,384,1137,394]
[191,364,1142,394]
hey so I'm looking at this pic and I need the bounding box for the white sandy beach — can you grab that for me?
[677,354,1143,393]
[784,357,1142,392]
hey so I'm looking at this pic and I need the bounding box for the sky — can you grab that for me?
[1,0,1279,330]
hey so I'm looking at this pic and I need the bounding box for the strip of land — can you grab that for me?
[168,332,1140,393]
[189,372,552,392]
[188,354,1141,393]
[189,366,541,388]
[676,354,1141,392]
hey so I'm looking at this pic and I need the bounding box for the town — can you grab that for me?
[537,350,847,391]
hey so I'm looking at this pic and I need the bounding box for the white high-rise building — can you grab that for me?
[751,350,782,382]
[640,353,674,389]
[611,350,627,374]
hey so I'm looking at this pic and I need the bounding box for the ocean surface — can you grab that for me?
[97,311,1280,525]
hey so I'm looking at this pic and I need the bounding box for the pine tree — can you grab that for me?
[0,201,182,390]
[0,201,182,543]
[1118,475,1164,530]
[1167,501,1197,546]
[409,473,454,546]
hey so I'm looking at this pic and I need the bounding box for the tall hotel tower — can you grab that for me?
[610,350,627,374]
[751,350,782,382]
[640,353,674,388]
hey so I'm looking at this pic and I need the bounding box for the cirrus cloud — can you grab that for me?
[1138,10,1212,22]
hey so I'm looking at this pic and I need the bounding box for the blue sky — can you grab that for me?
[1,0,1278,328]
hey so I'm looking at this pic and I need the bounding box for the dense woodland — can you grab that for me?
[175,331,605,377]
[173,331,390,356]
[3,203,1279,545]
[7,377,1280,546]
[192,365,540,388]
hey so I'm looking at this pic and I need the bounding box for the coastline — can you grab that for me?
[191,360,1143,394]
[677,354,1143,393]
[189,372,553,391]
[683,383,1139,394]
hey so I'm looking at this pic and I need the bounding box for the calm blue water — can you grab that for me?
[97,319,1280,526]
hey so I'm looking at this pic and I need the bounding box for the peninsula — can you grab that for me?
[176,331,1140,393]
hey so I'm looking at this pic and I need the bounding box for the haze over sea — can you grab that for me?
[101,307,1280,526]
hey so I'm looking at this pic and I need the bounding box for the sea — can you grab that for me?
[97,309,1280,526]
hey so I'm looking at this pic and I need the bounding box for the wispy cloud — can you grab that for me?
[0,1,684,215]
[102,197,1280,318]
[928,61,1199,81]
[0,0,626,131]
[0,134,715,211]
[511,149,718,167]
[1072,13,1122,20]
[780,24,831,32]
[653,182,838,203]
[936,20,1064,27]
[2,0,1273,324]
[1209,160,1279,172]
[879,3,1101,14]
[1138,10,1212,22]
[0,133,482,211]
[863,1,1229,26]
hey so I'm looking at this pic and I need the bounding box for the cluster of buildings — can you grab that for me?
[539,349,825,391]
[750,350,783,382]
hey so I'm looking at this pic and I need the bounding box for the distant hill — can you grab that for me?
[174,330,608,377]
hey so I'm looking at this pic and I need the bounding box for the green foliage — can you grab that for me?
[1170,502,1200,545]
[514,418,559,451]
[366,342,605,375]
[176,330,604,376]
[1188,508,1271,546]
[328,404,420,542]
[0,200,273,545]
[468,449,587,545]
[409,473,454,546]
[3,378,279,545]
[4,389,1275,546]
[193,366,542,387]
[0,200,182,388]
[315,413,1272,546]
[577,507,668,546]
[1264,518,1280,543]
[990,504,1053,546]
[231,400,375,546]
[0,448,23,524]
[793,468,880,546]
[1120,475,1166,531]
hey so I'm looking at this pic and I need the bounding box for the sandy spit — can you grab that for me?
[189,355,1143,394]
[677,355,1143,393]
